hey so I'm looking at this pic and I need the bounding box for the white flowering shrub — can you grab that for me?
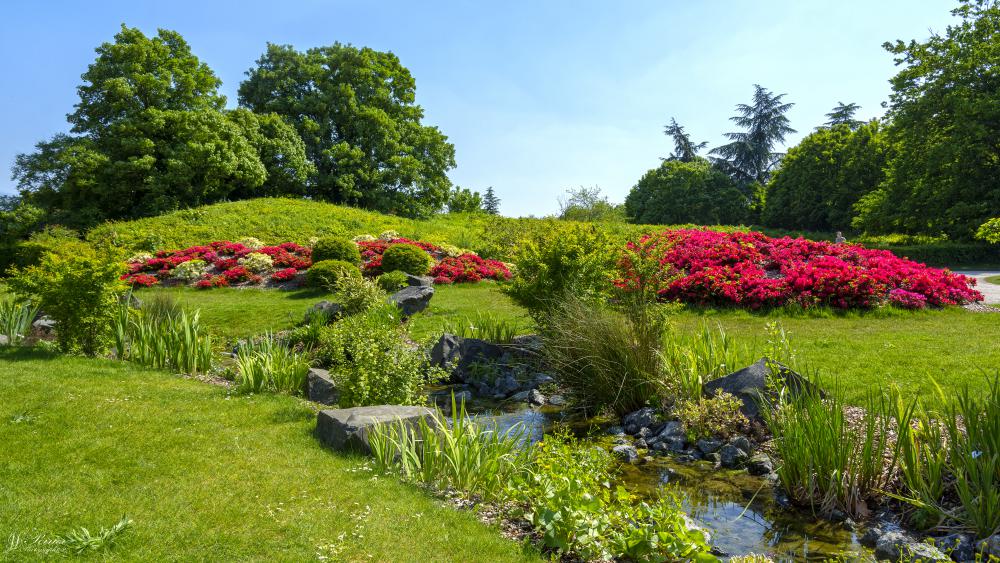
[128,252,154,264]
[174,259,209,281]
[237,237,265,250]
[352,234,376,242]
[377,230,399,241]
[238,252,274,273]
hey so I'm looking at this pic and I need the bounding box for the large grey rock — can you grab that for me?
[703,358,823,419]
[612,444,639,463]
[315,406,439,455]
[978,535,1000,559]
[935,533,975,562]
[527,389,545,406]
[430,333,462,367]
[547,394,566,406]
[430,334,505,383]
[719,444,749,468]
[494,374,521,397]
[406,274,434,287]
[32,315,56,335]
[389,285,434,317]
[747,453,774,476]
[623,407,659,434]
[306,300,342,323]
[307,368,339,405]
[874,531,949,562]
[696,438,723,454]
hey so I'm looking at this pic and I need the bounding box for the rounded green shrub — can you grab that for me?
[306,259,362,288]
[312,238,361,265]
[377,270,409,292]
[380,244,432,275]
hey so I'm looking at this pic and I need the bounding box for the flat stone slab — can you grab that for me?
[389,285,434,317]
[315,405,439,455]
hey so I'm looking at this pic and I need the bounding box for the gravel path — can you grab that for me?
[956,270,1000,304]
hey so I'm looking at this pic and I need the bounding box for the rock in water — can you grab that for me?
[702,357,822,419]
[612,444,639,463]
[307,368,339,405]
[622,407,659,434]
[315,406,439,455]
[389,286,434,317]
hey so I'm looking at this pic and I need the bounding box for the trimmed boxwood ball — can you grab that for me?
[312,237,361,265]
[377,270,409,292]
[306,259,362,288]
[381,243,433,275]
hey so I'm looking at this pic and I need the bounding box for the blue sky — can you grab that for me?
[0,0,956,216]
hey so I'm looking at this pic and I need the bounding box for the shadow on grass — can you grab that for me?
[0,346,63,362]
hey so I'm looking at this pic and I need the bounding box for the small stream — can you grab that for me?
[461,399,867,561]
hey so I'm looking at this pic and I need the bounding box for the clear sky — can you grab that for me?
[0,0,956,217]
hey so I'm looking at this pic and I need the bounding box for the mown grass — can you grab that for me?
[985,274,1000,285]
[0,347,538,562]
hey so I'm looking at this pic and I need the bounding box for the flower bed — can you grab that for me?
[122,241,312,288]
[620,229,982,310]
[121,237,510,288]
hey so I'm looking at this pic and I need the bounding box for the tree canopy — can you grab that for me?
[238,43,456,217]
[823,102,864,130]
[625,159,746,225]
[663,118,707,162]
[711,85,796,190]
[558,187,625,223]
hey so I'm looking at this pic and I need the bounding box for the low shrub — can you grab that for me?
[12,226,86,270]
[311,237,361,264]
[333,276,388,316]
[316,305,446,407]
[123,240,312,288]
[368,397,530,500]
[112,300,214,374]
[235,334,311,395]
[376,270,408,292]
[673,391,748,441]
[380,243,433,276]
[0,295,39,346]
[236,236,265,250]
[510,432,714,561]
[172,259,209,281]
[238,252,274,273]
[976,217,1000,244]
[306,259,361,289]
[8,244,125,355]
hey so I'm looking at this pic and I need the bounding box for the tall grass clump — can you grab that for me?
[660,323,757,400]
[762,387,902,518]
[0,296,39,346]
[894,377,1000,538]
[368,396,529,500]
[443,311,525,343]
[112,298,213,374]
[235,333,311,395]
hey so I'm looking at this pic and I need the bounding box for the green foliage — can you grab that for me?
[380,243,433,275]
[311,237,361,264]
[510,432,716,561]
[505,223,617,316]
[663,118,708,162]
[824,102,864,129]
[306,259,361,288]
[235,333,311,395]
[443,311,525,344]
[225,108,315,198]
[376,270,408,293]
[894,378,1000,537]
[659,323,758,401]
[558,186,626,223]
[0,295,39,346]
[316,306,445,407]
[368,397,530,501]
[8,244,125,355]
[112,299,214,374]
[625,159,747,225]
[542,297,666,415]
[481,187,501,215]
[977,218,1000,244]
[764,121,889,231]
[3,515,133,558]
[673,391,748,441]
[711,84,796,189]
[12,225,86,270]
[238,43,455,217]
[447,186,483,213]
[853,1,1000,239]
[762,388,902,518]
[333,275,388,316]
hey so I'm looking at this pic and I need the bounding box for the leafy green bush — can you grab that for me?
[112,300,214,374]
[235,333,311,395]
[368,397,530,500]
[510,432,714,561]
[306,259,361,288]
[380,243,433,275]
[333,275,388,316]
[673,391,748,441]
[13,226,87,270]
[8,243,125,355]
[376,270,408,292]
[316,305,445,406]
[505,224,618,317]
[0,295,39,346]
[312,237,361,264]
[976,217,1000,245]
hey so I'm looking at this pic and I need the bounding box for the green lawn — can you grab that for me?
[985,274,1000,285]
[0,348,537,562]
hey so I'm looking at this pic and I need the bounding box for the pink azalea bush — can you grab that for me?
[357,238,510,283]
[618,229,982,310]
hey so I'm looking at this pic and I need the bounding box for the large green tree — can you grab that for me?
[764,121,890,231]
[854,0,1000,239]
[238,43,456,217]
[13,26,313,229]
[663,118,707,162]
[711,85,796,190]
[823,102,864,130]
[625,159,747,225]
[558,186,625,223]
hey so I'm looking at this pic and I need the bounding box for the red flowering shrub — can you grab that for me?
[125,239,313,288]
[619,229,982,310]
[429,254,511,283]
[271,267,299,282]
[121,273,159,287]
[222,266,252,282]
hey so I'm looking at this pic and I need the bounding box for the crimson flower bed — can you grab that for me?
[122,241,312,288]
[357,238,511,283]
[620,229,982,310]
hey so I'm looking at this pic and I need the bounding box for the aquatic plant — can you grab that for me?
[235,333,311,395]
[0,296,39,346]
